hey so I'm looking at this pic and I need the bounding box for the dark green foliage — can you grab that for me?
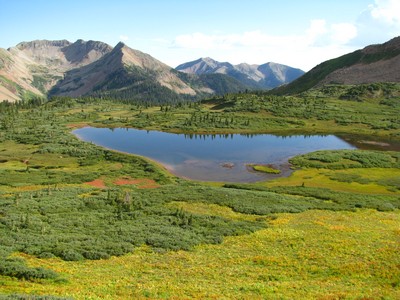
[268,186,400,211]
[377,177,400,190]
[89,67,185,103]
[197,73,250,94]
[290,150,400,169]
[328,173,371,184]
[0,257,58,281]
[2,180,399,270]
[0,186,265,262]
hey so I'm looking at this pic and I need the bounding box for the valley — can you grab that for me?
[0,83,399,299]
[1,34,400,299]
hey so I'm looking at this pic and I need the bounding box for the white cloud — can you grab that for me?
[306,19,328,44]
[368,0,400,25]
[171,19,359,71]
[330,23,358,44]
[161,1,399,71]
[119,35,129,42]
[355,0,400,44]
[173,31,302,50]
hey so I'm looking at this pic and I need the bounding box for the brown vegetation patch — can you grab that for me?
[66,123,90,129]
[85,179,107,189]
[114,177,160,189]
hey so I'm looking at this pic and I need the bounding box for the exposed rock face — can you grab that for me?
[275,36,400,94]
[49,42,197,98]
[0,39,246,102]
[3,37,399,102]
[0,39,112,101]
[319,37,400,85]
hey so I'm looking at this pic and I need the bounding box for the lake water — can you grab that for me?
[73,127,358,182]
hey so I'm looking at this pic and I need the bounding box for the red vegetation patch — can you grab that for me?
[85,179,107,189]
[114,177,160,189]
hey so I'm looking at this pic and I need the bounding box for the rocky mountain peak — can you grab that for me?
[114,42,126,50]
[62,40,112,65]
[176,58,305,89]
[15,39,71,51]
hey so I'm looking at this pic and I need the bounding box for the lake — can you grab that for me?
[73,127,360,182]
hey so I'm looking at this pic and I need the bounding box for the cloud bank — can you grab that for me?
[169,0,400,70]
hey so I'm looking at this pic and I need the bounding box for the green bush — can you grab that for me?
[291,150,400,170]
[0,257,58,281]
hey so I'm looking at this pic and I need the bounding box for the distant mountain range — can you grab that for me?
[0,39,301,102]
[0,39,253,102]
[176,57,305,89]
[1,36,400,102]
[275,36,400,94]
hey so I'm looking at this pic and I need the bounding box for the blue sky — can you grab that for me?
[1,0,399,70]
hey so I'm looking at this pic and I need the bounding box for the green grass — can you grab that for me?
[251,164,281,174]
[1,209,398,299]
[0,91,399,299]
[33,84,400,139]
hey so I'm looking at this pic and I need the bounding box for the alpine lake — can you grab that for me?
[73,127,400,183]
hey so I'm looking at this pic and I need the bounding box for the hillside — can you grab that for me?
[274,36,400,95]
[0,40,248,103]
[49,42,197,101]
[50,43,250,102]
[176,57,305,89]
[0,40,112,101]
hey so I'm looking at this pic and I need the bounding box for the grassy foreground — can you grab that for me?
[0,87,399,299]
[1,209,399,299]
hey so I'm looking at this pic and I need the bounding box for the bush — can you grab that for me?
[82,250,110,260]
[58,249,84,261]
[291,150,400,170]
[0,257,58,281]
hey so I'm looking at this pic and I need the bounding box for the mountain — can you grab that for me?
[0,39,112,101]
[176,57,305,89]
[274,36,400,95]
[0,40,249,103]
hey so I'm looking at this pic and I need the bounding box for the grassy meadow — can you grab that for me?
[0,84,399,299]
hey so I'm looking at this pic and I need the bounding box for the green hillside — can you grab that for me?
[0,85,399,299]
[274,37,400,95]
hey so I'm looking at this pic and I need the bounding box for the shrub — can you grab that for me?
[0,257,58,281]
[58,249,84,261]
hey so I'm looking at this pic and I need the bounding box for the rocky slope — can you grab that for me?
[176,57,305,89]
[0,39,113,101]
[0,40,248,102]
[274,36,400,94]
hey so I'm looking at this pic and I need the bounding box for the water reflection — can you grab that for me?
[74,127,358,182]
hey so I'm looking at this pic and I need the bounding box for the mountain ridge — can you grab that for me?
[3,37,399,102]
[0,39,113,101]
[0,39,255,102]
[50,41,200,99]
[176,58,305,89]
[273,36,400,95]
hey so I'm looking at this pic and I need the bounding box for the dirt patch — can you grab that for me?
[85,179,107,189]
[114,177,160,189]
[359,140,390,147]
[66,123,90,129]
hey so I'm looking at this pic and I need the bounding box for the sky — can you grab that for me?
[1,0,399,71]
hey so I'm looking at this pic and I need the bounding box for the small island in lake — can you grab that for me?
[247,164,281,174]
